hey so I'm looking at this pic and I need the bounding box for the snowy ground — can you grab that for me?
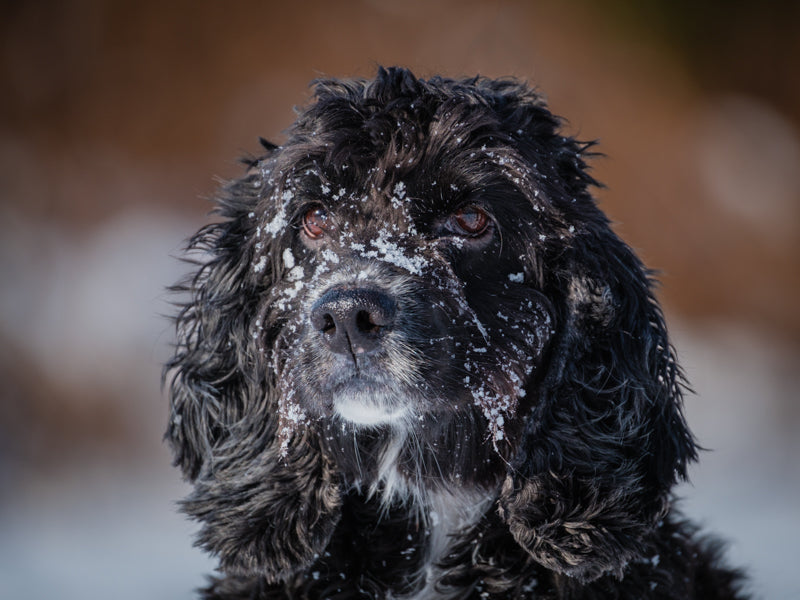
[0,461,215,600]
[0,210,797,599]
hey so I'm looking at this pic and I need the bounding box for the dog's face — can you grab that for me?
[166,68,697,584]
[261,136,556,447]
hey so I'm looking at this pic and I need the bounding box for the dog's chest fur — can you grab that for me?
[359,485,493,600]
[400,488,494,600]
[332,432,498,599]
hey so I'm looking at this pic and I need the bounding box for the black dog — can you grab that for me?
[166,67,746,599]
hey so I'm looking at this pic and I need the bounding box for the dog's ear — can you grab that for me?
[180,427,342,583]
[165,151,342,581]
[500,222,697,582]
[164,167,268,481]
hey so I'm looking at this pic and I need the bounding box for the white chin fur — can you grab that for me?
[334,394,409,426]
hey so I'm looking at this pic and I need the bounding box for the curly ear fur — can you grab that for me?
[164,152,343,581]
[181,428,342,581]
[500,219,698,582]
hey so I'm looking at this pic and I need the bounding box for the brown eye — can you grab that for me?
[302,205,330,239]
[450,205,491,236]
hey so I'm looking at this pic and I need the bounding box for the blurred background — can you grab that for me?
[1,1,798,598]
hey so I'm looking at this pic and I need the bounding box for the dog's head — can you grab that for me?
[166,67,696,583]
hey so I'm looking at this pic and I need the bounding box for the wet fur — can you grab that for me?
[166,67,747,599]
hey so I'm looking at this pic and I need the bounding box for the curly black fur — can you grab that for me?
[166,66,747,599]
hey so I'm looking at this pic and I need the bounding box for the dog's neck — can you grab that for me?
[327,418,503,509]
[344,428,498,599]
[329,425,445,510]
[366,430,494,600]
[319,421,501,597]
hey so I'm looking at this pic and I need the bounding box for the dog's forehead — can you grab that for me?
[279,98,537,206]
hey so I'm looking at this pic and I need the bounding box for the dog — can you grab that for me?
[166,67,747,599]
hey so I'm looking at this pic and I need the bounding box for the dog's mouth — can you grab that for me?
[329,377,411,427]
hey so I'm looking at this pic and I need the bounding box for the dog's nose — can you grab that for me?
[310,288,397,355]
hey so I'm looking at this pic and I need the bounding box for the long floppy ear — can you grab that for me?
[164,148,342,581]
[499,221,697,583]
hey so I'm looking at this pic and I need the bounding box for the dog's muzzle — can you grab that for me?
[310,286,397,356]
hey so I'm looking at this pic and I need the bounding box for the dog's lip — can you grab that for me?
[328,373,388,393]
[326,374,406,405]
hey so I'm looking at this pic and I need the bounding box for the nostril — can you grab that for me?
[356,309,380,334]
[321,313,336,335]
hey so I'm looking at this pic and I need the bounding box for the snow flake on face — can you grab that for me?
[370,234,427,275]
[468,352,528,447]
[282,248,296,270]
[508,272,524,283]
[286,264,304,282]
[389,194,404,211]
[348,227,428,276]
[385,182,420,237]
[252,184,305,275]
[276,261,306,311]
[471,384,512,444]
[252,255,267,274]
[256,188,294,244]
[251,318,265,341]
[277,390,310,456]
[321,248,340,264]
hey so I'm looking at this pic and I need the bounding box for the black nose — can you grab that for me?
[310,287,397,355]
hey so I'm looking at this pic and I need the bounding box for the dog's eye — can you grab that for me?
[302,205,331,239]
[448,206,491,237]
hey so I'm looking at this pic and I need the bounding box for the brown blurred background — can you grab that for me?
[1,1,798,598]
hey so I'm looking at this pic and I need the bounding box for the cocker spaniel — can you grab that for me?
[166,67,747,599]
